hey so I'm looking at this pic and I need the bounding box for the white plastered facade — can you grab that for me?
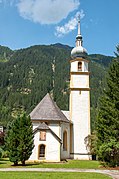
[69,58,91,160]
[29,121,70,162]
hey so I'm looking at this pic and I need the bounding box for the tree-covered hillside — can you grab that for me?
[0,44,114,129]
[0,45,13,62]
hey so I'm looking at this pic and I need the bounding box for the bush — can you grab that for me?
[98,140,119,167]
[2,150,9,158]
[0,148,3,158]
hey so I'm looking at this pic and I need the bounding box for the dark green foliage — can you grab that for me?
[0,131,5,146]
[5,120,19,165]
[0,45,70,126]
[97,47,119,166]
[5,113,34,165]
[0,45,13,62]
[88,54,113,67]
[0,44,114,131]
[17,114,34,165]
[98,139,119,167]
[0,147,3,158]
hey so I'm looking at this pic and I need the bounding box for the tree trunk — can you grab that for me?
[14,161,18,166]
[22,160,25,166]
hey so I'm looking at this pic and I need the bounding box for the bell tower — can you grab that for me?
[70,17,91,160]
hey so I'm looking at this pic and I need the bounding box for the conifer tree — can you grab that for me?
[5,113,34,165]
[17,113,34,165]
[97,46,119,167]
[5,120,20,165]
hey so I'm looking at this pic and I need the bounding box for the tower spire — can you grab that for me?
[77,15,81,36]
[76,15,83,47]
[71,15,87,58]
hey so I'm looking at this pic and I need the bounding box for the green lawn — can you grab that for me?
[0,172,111,179]
[0,158,101,169]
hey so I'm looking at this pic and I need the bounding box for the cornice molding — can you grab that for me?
[70,57,89,63]
[70,72,90,75]
[70,88,90,91]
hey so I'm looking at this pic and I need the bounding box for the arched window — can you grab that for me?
[38,144,45,159]
[63,131,67,151]
[78,62,82,71]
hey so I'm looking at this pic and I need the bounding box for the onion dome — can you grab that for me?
[71,17,88,58]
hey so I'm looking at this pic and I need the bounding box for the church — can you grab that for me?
[29,18,91,162]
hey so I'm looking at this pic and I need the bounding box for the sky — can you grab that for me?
[0,0,119,56]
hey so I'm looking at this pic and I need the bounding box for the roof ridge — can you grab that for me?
[30,93,69,123]
[52,100,69,122]
[33,122,49,133]
[30,93,50,117]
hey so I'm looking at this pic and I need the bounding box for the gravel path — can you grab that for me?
[0,168,119,179]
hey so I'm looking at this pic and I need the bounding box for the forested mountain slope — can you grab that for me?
[0,45,13,62]
[0,44,114,129]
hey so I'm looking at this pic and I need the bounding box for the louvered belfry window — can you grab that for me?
[78,62,82,71]
[40,131,46,141]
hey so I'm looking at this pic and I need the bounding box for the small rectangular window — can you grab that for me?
[40,131,46,141]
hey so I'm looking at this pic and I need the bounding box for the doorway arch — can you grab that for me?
[38,144,45,159]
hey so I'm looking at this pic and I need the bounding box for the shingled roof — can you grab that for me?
[33,122,50,131]
[30,93,69,123]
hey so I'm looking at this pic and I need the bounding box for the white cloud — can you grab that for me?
[16,0,80,24]
[55,10,85,37]
[1,0,84,37]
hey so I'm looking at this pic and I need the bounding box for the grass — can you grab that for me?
[0,172,111,179]
[0,159,112,179]
[27,160,101,169]
[0,158,101,169]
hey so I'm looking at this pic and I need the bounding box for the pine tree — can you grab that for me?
[5,113,34,165]
[97,46,119,167]
[5,120,20,165]
[17,113,34,165]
